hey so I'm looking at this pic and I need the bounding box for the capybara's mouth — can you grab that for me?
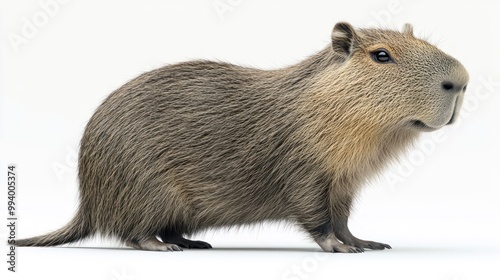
[409,120,440,131]
[446,96,460,125]
[446,113,456,125]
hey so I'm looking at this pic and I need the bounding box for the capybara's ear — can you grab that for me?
[331,22,359,60]
[402,23,414,36]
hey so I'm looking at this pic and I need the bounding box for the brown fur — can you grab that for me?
[16,22,468,253]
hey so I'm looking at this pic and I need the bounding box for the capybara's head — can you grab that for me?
[325,22,469,132]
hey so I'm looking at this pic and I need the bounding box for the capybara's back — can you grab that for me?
[16,22,468,253]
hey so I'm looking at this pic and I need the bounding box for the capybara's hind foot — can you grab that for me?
[159,230,212,249]
[160,235,212,249]
[174,237,212,249]
[126,236,182,252]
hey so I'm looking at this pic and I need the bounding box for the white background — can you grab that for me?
[1,0,499,279]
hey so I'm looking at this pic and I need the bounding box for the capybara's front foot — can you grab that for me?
[344,238,392,250]
[315,233,364,253]
[334,224,392,250]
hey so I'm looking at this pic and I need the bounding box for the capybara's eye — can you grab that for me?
[371,49,393,63]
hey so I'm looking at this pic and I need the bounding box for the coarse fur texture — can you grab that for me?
[16,22,469,253]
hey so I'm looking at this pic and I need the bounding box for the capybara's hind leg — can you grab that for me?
[159,229,212,249]
[126,236,182,252]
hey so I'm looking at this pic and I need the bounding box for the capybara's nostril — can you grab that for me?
[442,81,455,91]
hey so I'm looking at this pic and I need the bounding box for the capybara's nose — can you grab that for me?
[441,80,467,93]
[441,60,469,94]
